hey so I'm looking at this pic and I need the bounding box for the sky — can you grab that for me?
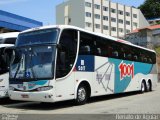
[0,0,145,25]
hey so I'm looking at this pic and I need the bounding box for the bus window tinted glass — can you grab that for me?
[16,29,59,46]
[4,38,16,44]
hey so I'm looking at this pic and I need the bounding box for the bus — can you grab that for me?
[8,25,157,104]
[0,32,19,98]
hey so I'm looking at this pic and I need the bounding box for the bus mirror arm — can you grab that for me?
[57,44,62,50]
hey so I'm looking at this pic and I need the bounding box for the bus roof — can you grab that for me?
[20,25,156,53]
[0,44,14,48]
[0,32,19,39]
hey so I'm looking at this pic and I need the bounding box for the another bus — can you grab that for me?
[8,25,157,104]
[0,32,19,98]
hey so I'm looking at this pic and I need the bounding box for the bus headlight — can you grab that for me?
[9,86,15,91]
[37,86,53,91]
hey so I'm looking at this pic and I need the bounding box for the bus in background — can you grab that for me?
[0,32,19,98]
[8,25,157,104]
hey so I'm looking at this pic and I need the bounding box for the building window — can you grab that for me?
[118,19,123,24]
[86,12,91,17]
[111,8,116,13]
[95,24,100,29]
[133,22,138,27]
[111,27,116,31]
[95,14,100,19]
[111,17,116,22]
[95,4,100,9]
[85,2,91,7]
[103,6,108,11]
[103,16,108,21]
[118,10,123,15]
[119,28,123,33]
[126,12,130,16]
[103,25,108,30]
[126,29,130,33]
[86,22,92,27]
[133,14,137,18]
[126,21,130,25]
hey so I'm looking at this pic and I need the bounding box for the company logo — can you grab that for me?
[23,86,26,91]
[119,61,134,80]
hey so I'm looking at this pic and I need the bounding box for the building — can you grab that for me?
[0,10,43,33]
[125,24,160,49]
[56,0,149,37]
[148,18,160,26]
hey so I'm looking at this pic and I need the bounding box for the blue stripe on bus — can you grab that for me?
[75,55,95,72]
[108,58,153,93]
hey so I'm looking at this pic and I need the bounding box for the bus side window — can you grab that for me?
[96,48,101,56]
[4,38,16,44]
[112,50,118,58]
[108,46,113,57]
[133,55,138,61]
[80,45,91,55]
[127,53,132,60]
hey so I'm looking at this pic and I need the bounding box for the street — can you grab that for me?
[0,83,160,120]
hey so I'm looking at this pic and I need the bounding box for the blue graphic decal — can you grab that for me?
[76,55,94,72]
[28,80,48,89]
[108,58,153,93]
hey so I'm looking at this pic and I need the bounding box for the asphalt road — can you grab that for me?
[0,83,160,120]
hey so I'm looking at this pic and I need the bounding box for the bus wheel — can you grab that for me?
[141,81,147,93]
[147,81,152,92]
[75,84,88,105]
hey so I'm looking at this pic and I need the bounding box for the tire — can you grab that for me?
[141,81,147,93]
[147,81,152,92]
[75,84,88,105]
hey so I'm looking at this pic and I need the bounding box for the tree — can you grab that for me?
[138,0,160,19]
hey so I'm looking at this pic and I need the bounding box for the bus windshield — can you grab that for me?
[0,47,8,74]
[10,45,56,80]
[16,29,59,46]
[0,38,3,44]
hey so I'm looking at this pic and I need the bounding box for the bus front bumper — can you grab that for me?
[8,90,55,103]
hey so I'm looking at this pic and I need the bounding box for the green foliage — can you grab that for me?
[138,0,160,19]
[154,46,160,55]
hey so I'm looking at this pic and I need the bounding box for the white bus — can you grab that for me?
[8,25,157,104]
[0,32,19,98]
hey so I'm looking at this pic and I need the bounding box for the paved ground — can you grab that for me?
[0,83,160,119]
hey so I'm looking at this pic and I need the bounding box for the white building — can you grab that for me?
[56,0,149,37]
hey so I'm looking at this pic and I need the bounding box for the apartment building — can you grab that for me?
[56,0,149,37]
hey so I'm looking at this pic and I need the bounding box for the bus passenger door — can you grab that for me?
[55,29,78,101]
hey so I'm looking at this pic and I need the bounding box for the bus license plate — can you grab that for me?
[21,94,29,98]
